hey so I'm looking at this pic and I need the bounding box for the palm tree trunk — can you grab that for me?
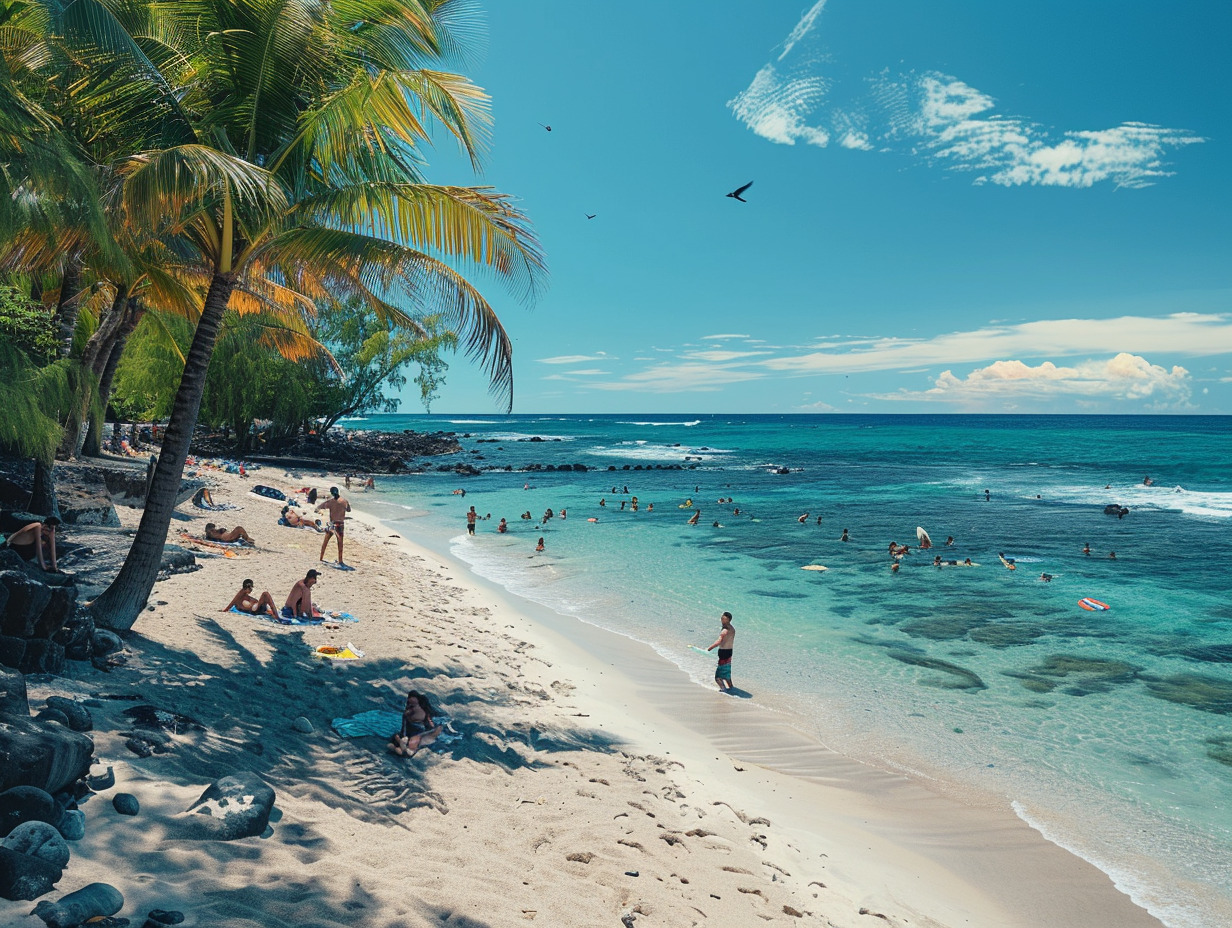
[91,272,236,630]
[29,459,58,517]
[61,285,129,458]
[82,301,142,457]
[53,261,83,359]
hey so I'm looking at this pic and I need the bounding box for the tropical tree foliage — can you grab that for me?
[0,0,545,630]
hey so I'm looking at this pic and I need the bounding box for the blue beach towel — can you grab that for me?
[331,710,461,747]
[230,606,358,625]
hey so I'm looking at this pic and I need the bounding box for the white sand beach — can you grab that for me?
[7,466,1166,928]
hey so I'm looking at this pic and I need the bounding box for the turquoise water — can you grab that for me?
[352,414,1232,926]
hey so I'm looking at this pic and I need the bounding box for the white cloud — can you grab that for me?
[536,353,609,365]
[684,349,772,362]
[590,363,764,393]
[729,6,1202,187]
[869,354,1191,407]
[542,369,608,380]
[764,313,1232,374]
[701,333,752,340]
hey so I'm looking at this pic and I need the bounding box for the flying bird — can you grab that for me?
[726,181,753,202]
[538,123,552,132]
[585,213,597,220]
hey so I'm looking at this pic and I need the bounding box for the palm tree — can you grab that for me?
[80,0,544,629]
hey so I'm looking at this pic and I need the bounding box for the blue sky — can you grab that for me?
[408,0,1231,415]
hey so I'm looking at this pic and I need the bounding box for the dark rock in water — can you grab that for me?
[122,705,202,734]
[0,844,61,901]
[1207,736,1232,767]
[969,623,1045,648]
[886,652,986,690]
[55,810,84,841]
[900,615,986,641]
[0,667,28,715]
[0,786,58,837]
[1177,643,1232,664]
[112,793,139,816]
[87,766,115,792]
[1143,673,1232,716]
[180,772,275,841]
[1029,654,1141,684]
[144,910,185,927]
[34,709,69,728]
[44,698,91,733]
[0,718,93,795]
[2,821,70,869]
[30,881,123,927]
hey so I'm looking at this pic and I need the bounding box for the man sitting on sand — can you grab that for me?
[316,486,352,566]
[388,691,443,758]
[205,522,254,544]
[4,517,59,571]
[283,569,323,620]
[224,579,277,615]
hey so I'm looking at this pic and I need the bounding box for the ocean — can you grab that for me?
[348,413,1232,927]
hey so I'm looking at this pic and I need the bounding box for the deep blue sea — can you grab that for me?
[349,413,1232,926]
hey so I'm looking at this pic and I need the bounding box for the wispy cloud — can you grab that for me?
[728,5,1202,187]
[543,369,609,381]
[536,353,610,365]
[684,349,772,362]
[867,354,1192,407]
[763,313,1232,374]
[590,363,764,393]
[700,333,752,340]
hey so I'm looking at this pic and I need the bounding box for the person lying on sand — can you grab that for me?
[281,506,323,531]
[389,691,443,757]
[4,517,59,571]
[224,579,277,615]
[282,569,323,620]
[205,522,253,544]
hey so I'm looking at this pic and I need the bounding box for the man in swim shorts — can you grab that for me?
[467,506,477,535]
[282,569,322,620]
[317,486,351,566]
[706,611,736,692]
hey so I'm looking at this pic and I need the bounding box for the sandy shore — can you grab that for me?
[4,465,1166,928]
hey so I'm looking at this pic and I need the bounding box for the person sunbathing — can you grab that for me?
[388,691,443,757]
[205,522,253,544]
[223,579,277,615]
[280,506,323,531]
[4,517,59,571]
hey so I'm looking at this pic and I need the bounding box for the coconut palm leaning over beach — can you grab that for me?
[6,0,546,631]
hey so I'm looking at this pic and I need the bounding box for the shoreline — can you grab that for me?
[344,484,1171,928]
[2,463,1174,926]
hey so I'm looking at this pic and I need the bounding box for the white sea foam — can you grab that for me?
[1011,801,1210,928]
[585,442,722,462]
[617,420,702,427]
[1032,483,1232,520]
[484,432,576,442]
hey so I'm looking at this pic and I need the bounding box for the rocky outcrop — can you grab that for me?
[0,713,94,796]
[0,550,78,676]
[191,427,462,474]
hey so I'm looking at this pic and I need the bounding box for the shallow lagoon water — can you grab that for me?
[354,414,1232,927]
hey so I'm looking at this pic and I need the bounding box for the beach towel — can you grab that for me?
[313,642,365,660]
[331,710,462,747]
[230,606,358,625]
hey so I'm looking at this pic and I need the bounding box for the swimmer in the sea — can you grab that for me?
[1083,543,1090,555]
[797,512,809,524]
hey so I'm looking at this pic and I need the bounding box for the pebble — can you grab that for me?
[291,717,313,734]
[624,870,639,877]
[112,794,139,816]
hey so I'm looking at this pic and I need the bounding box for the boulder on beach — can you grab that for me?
[2,821,70,870]
[179,771,275,840]
[44,698,92,733]
[0,715,94,795]
[0,844,61,901]
[0,786,58,838]
[30,881,123,927]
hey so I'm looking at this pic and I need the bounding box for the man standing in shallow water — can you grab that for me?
[707,611,736,692]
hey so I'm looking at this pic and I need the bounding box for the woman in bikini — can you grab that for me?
[389,691,443,757]
[223,579,277,615]
[4,517,59,571]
